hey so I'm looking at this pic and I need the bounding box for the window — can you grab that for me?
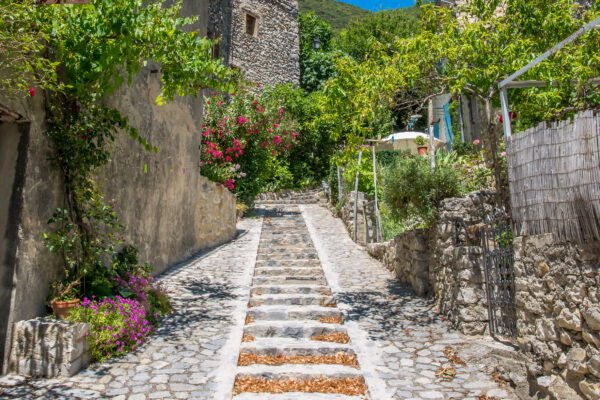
[246,14,257,37]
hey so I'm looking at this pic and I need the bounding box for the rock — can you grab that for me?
[536,261,550,277]
[566,286,586,305]
[560,330,574,346]
[536,319,559,342]
[558,308,583,332]
[589,356,600,378]
[580,380,600,400]
[558,353,568,368]
[537,375,553,388]
[549,376,583,400]
[367,242,388,260]
[583,327,600,347]
[583,307,600,331]
[567,347,588,375]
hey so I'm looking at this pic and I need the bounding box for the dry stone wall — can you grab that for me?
[514,234,600,399]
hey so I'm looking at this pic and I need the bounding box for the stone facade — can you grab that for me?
[514,234,600,399]
[7,318,89,377]
[209,0,300,87]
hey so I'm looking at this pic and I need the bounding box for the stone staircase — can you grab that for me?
[254,189,326,205]
[232,206,368,399]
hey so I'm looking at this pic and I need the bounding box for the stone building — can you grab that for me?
[208,0,300,87]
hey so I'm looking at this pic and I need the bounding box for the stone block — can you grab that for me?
[559,308,583,332]
[580,380,600,400]
[8,317,90,378]
[583,307,600,331]
[566,347,588,375]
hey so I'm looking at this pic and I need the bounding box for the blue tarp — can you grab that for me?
[443,102,454,150]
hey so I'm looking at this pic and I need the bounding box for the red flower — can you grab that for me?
[29,88,35,97]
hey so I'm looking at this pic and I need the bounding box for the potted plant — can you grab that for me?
[414,136,428,156]
[49,280,81,320]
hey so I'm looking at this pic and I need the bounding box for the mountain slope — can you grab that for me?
[298,0,372,31]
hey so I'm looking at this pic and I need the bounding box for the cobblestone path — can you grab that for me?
[0,219,262,400]
[0,204,518,400]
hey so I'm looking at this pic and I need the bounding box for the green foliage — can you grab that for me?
[382,154,461,226]
[298,0,372,32]
[335,7,421,61]
[414,135,427,146]
[298,12,340,93]
[375,150,405,167]
[263,84,339,187]
[200,82,299,205]
[451,141,477,157]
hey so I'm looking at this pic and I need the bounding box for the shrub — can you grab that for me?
[382,155,461,226]
[375,150,405,168]
[69,296,153,362]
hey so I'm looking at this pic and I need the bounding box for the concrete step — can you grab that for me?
[253,276,327,286]
[233,392,366,400]
[253,267,324,277]
[247,305,341,321]
[255,199,320,205]
[251,285,331,296]
[249,294,335,307]
[236,364,361,380]
[244,321,345,339]
[240,337,352,356]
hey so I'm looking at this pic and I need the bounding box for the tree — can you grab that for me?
[335,7,421,62]
[298,12,339,93]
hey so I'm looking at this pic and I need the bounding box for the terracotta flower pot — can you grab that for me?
[417,146,428,156]
[50,299,80,320]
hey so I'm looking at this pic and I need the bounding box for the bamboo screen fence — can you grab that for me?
[506,110,600,241]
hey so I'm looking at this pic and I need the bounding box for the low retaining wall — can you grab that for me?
[8,318,90,377]
[514,234,600,399]
[367,191,494,336]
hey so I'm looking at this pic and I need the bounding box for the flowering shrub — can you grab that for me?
[113,274,172,323]
[69,296,153,361]
[201,83,300,204]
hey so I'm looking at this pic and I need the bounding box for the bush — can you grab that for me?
[382,155,461,226]
[452,141,478,157]
[375,150,405,168]
[69,296,153,362]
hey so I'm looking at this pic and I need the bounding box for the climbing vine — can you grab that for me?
[2,0,233,300]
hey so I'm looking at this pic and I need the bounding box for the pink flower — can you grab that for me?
[29,87,35,97]
[226,156,232,162]
[261,141,267,147]
[473,139,480,145]
[218,102,224,106]
[273,136,281,145]
[279,108,284,115]
[238,116,247,124]
[206,100,211,104]
[501,151,507,157]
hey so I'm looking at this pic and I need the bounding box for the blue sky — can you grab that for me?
[339,0,415,12]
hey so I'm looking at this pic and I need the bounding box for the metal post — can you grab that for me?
[500,88,512,137]
[353,149,363,242]
[428,98,436,169]
[372,146,383,242]
[458,95,465,142]
[337,166,343,202]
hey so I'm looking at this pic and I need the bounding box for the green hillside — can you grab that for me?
[298,0,372,31]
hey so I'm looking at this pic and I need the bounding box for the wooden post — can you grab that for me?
[353,149,363,242]
[372,146,383,242]
[458,95,465,142]
[428,98,436,169]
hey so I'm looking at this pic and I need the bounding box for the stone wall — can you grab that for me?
[339,191,378,246]
[209,0,300,87]
[1,0,237,372]
[366,191,495,335]
[514,234,600,399]
[8,318,89,377]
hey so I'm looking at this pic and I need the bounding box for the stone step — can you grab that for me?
[247,305,341,321]
[233,393,365,400]
[256,253,319,261]
[253,267,324,277]
[255,260,321,268]
[253,276,327,286]
[251,285,331,295]
[255,199,320,205]
[243,321,345,339]
[240,337,352,356]
[257,247,316,254]
[236,364,361,380]
[249,294,334,307]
